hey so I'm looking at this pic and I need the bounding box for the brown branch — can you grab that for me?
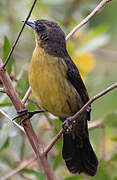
[66,0,112,40]
[44,120,102,154]
[0,58,56,180]
[88,120,102,130]
[22,87,31,104]
[44,129,63,154]
[0,87,6,93]
[44,83,117,154]
[0,0,113,178]
[1,120,102,180]
[2,0,37,69]
[0,156,36,180]
[22,0,112,104]
[0,109,25,132]
[71,83,117,121]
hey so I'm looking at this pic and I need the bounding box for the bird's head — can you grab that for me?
[25,19,67,57]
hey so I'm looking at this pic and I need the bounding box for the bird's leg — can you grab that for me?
[13,109,45,124]
[62,117,76,133]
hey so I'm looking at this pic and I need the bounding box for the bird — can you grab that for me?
[18,19,98,176]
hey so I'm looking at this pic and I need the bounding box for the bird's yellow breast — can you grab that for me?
[28,46,82,119]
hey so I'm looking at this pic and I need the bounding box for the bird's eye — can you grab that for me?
[38,23,45,30]
[36,23,45,34]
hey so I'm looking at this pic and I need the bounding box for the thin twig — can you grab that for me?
[2,0,112,69]
[0,109,25,132]
[44,83,117,154]
[0,0,113,179]
[2,119,102,180]
[0,58,56,180]
[0,156,36,180]
[71,83,117,121]
[22,87,31,104]
[88,120,102,130]
[0,87,6,93]
[44,120,102,154]
[22,0,112,104]
[2,0,37,69]
[66,0,112,40]
[44,129,63,154]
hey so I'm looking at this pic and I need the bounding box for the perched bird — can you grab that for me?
[22,19,98,176]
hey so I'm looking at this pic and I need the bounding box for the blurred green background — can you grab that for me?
[0,0,117,179]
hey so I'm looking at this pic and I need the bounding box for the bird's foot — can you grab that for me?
[13,109,45,124]
[62,117,76,133]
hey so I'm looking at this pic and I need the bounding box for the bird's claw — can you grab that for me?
[62,117,76,133]
[13,109,45,124]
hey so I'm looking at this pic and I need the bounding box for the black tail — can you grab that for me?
[62,132,98,176]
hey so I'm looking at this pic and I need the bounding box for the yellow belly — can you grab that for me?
[28,47,83,119]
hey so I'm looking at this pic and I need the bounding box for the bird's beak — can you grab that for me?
[22,20,36,29]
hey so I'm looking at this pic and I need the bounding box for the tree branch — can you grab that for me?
[44,129,63,155]
[23,0,112,104]
[0,0,113,179]
[0,119,102,180]
[2,0,38,69]
[71,83,117,121]
[44,83,117,154]
[66,0,112,40]
[88,120,102,130]
[0,156,36,180]
[22,87,31,104]
[0,87,6,93]
[0,58,56,180]
[0,109,25,132]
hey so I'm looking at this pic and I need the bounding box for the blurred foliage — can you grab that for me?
[73,52,95,82]
[0,0,117,179]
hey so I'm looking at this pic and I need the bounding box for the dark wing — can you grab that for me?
[64,56,91,120]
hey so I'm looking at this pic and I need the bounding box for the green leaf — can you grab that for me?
[55,138,62,150]
[0,123,10,149]
[52,151,62,170]
[54,118,61,129]
[34,172,45,180]
[102,113,117,127]
[0,102,12,107]
[93,165,110,180]
[111,154,117,161]
[16,72,29,98]
[111,137,117,142]
[3,36,14,74]
[0,138,9,152]
[22,169,45,180]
